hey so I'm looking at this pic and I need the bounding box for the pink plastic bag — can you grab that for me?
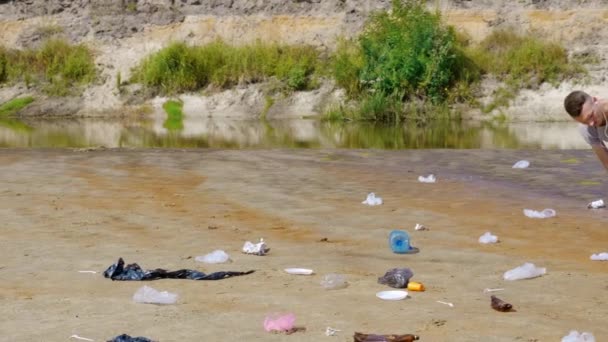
[263,313,296,332]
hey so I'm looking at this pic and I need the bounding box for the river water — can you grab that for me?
[0,117,589,149]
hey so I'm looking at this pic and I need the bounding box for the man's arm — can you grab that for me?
[592,145,608,172]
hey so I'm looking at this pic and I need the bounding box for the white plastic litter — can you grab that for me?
[590,253,608,261]
[436,300,454,307]
[78,270,97,274]
[523,208,556,218]
[418,174,436,183]
[483,288,504,293]
[133,285,178,305]
[561,330,595,342]
[503,262,546,281]
[195,250,231,264]
[242,238,268,255]
[587,199,605,209]
[69,335,94,341]
[478,232,498,244]
[376,290,408,301]
[325,327,341,336]
[414,223,428,231]
[512,160,530,169]
[320,273,348,290]
[362,192,383,206]
[284,268,314,275]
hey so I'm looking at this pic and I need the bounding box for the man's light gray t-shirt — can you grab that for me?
[580,124,608,148]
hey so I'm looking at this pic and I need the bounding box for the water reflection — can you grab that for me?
[0,116,590,149]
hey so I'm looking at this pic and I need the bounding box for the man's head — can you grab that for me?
[564,90,606,126]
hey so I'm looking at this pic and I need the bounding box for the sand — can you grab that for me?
[1,148,607,342]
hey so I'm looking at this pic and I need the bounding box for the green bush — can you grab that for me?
[331,38,364,97]
[358,0,469,104]
[0,39,96,96]
[163,99,184,131]
[470,29,582,88]
[0,48,7,83]
[0,96,35,116]
[132,40,324,94]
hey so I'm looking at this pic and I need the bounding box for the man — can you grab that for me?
[564,90,608,171]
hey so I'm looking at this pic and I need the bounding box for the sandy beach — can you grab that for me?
[1,148,607,342]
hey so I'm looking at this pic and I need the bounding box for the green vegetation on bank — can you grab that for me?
[162,99,184,131]
[0,39,96,96]
[131,40,323,94]
[326,0,585,122]
[0,96,35,116]
[0,1,585,122]
[132,0,585,123]
[466,29,584,113]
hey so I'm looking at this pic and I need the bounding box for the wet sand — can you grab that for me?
[0,148,607,342]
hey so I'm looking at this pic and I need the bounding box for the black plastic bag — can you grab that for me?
[103,258,254,281]
[107,334,154,342]
[377,268,413,288]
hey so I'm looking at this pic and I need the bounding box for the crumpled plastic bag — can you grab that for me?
[590,252,608,261]
[418,174,436,183]
[587,199,605,209]
[523,208,556,219]
[512,160,530,169]
[133,285,178,305]
[377,268,414,289]
[561,330,595,342]
[263,313,296,333]
[478,232,498,244]
[503,262,546,281]
[362,193,383,206]
[195,250,231,264]
[103,257,254,281]
[242,238,269,255]
[107,334,155,342]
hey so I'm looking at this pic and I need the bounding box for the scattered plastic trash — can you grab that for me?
[195,250,231,264]
[284,268,314,275]
[78,270,98,274]
[325,327,340,336]
[354,332,419,342]
[263,313,296,333]
[133,285,178,305]
[376,290,408,301]
[407,281,425,292]
[378,268,413,288]
[103,258,254,281]
[69,335,94,341]
[503,262,546,281]
[389,230,418,254]
[362,192,383,206]
[523,208,556,219]
[483,288,504,293]
[590,253,608,261]
[107,334,155,342]
[418,174,436,183]
[587,199,605,209]
[320,273,348,290]
[512,160,530,169]
[561,330,596,342]
[478,232,498,244]
[436,300,454,307]
[242,238,270,255]
[490,295,513,312]
[414,223,428,231]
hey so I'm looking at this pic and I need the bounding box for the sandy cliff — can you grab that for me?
[1,0,608,120]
